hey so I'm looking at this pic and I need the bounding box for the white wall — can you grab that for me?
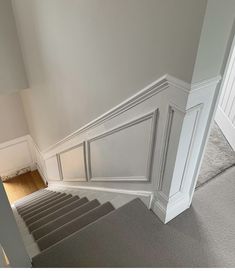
[192,0,235,83]
[0,93,28,144]
[0,0,28,93]
[13,0,207,150]
[0,180,31,267]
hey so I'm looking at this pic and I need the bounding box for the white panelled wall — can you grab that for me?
[215,35,235,151]
[23,74,220,223]
[0,74,221,223]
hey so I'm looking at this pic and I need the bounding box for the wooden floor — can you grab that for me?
[3,170,47,204]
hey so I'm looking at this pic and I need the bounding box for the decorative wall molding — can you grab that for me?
[0,135,35,181]
[58,142,88,182]
[158,104,185,191]
[43,74,191,155]
[87,110,158,182]
[27,73,221,223]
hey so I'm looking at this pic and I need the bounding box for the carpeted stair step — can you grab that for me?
[24,194,75,225]
[16,190,56,211]
[32,199,101,240]
[28,197,90,233]
[36,202,115,251]
[20,193,67,217]
[32,198,157,268]
[15,189,51,208]
[17,191,58,212]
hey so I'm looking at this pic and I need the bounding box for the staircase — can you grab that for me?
[11,188,161,267]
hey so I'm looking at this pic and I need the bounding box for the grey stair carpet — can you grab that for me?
[28,197,89,232]
[32,199,100,240]
[37,201,114,251]
[21,193,68,218]
[14,189,51,207]
[31,168,235,268]
[25,194,74,225]
[19,193,65,216]
[17,191,58,212]
[32,198,157,267]
[16,191,57,211]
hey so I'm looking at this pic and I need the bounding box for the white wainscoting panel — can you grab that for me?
[30,74,221,223]
[215,35,235,151]
[87,111,157,182]
[0,136,34,180]
[45,156,60,181]
[59,142,87,181]
[215,106,235,150]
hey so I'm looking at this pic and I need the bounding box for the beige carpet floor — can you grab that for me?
[197,122,235,187]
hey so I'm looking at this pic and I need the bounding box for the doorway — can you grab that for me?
[197,34,235,188]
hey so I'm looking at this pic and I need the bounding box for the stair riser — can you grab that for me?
[15,190,51,207]
[17,192,58,212]
[37,202,115,251]
[25,195,75,225]
[28,197,89,232]
[20,193,68,217]
[32,199,101,240]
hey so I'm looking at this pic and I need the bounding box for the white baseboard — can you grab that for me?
[215,106,235,151]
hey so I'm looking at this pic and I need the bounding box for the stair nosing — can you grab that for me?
[36,202,115,253]
[20,193,68,217]
[24,194,75,224]
[32,198,100,240]
[18,192,58,212]
[36,202,114,250]
[28,197,89,232]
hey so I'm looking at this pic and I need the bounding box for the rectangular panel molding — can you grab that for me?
[87,110,158,182]
[58,142,87,182]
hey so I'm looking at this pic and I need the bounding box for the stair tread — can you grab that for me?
[32,198,159,267]
[15,189,51,207]
[17,191,58,212]
[25,195,75,225]
[28,197,89,232]
[36,202,115,251]
[21,193,68,218]
[32,199,100,240]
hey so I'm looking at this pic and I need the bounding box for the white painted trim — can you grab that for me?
[215,106,235,150]
[42,74,191,154]
[48,182,154,209]
[190,75,221,92]
[36,165,48,185]
[0,135,28,150]
[57,141,88,182]
[42,74,220,156]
